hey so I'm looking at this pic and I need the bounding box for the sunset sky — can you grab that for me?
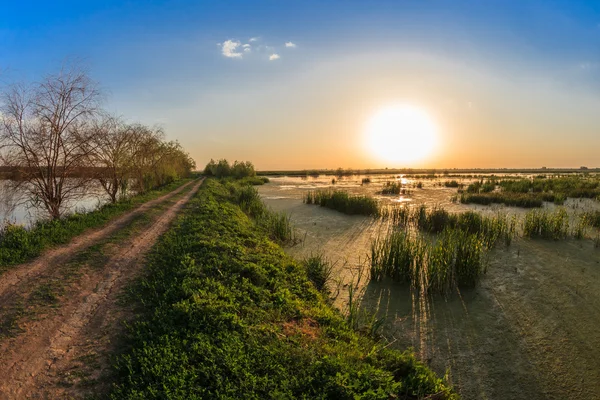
[2,1,599,169]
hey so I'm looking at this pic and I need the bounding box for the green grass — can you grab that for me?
[0,179,193,273]
[583,211,600,229]
[459,192,545,208]
[109,179,456,399]
[381,205,515,248]
[227,182,295,243]
[522,208,570,240]
[370,228,486,293]
[303,254,334,293]
[304,189,380,216]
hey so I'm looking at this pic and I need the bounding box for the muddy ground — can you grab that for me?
[260,175,600,400]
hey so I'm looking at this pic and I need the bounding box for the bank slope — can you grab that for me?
[111,179,456,399]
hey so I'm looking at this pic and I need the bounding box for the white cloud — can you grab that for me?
[285,42,297,48]
[269,53,280,61]
[249,37,259,42]
[242,44,250,48]
[244,47,251,53]
[221,40,243,58]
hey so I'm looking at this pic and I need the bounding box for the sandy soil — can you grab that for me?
[259,175,600,400]
[0,178,204,399]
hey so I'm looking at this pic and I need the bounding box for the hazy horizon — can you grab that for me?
[2,1,599,169]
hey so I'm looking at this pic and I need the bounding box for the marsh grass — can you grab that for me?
[583,211,600,229]
[381,205,515,248]
[229,182,295,243]
[380,181,402,195]
[303,254,334,293]
[370,228,486,293]
[303,189,379,216]
[522,208,569,240]
[459,192,544,208]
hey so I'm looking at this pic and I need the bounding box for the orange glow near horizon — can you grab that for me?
[364,104,438,165]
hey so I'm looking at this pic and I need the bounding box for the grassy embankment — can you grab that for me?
[0,178,194,272]
[110,178,456,399]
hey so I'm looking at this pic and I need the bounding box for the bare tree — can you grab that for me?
[89,115,134,203]
[0,64,101,219]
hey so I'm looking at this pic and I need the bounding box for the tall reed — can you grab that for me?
[303,190,380,216]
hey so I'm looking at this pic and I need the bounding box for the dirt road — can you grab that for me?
[0,178,204,399]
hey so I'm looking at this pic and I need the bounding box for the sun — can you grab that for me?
[365,104,438,164]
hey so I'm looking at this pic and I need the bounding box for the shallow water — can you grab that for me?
[0,180,108,228]
[259,174,600,400]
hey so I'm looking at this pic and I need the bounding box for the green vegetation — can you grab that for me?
[380,181,402,195]
[583,211,600,229]
[304,190,380,216]
[227,182,294,243]
[444,180,460,188]
[110,179,456,399]
[370,229,486,292]
[522,209,570,240]
[203,159,258,178]
[0,179,192,272]
[458,192,545,208]
[381,205,515,248]
[303,254,334,293]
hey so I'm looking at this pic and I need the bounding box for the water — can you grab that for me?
[0,180,108,228]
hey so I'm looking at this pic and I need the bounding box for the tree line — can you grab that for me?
[0,63,195,219]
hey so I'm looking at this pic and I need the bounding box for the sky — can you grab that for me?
[1,0,599,170]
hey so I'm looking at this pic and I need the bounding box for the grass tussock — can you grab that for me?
[0,179,193,273]
[370,228,486,293]
[303,254,334,293]
[522,208,569,240]
[110,178,456,399]
[380,205,515,248]
[304,190,380,216]
[380,181,403,195]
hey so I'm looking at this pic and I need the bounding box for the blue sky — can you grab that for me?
[1,0,599,168]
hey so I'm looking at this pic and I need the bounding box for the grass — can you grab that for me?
[583,211,600,229]
[381,205,515,248]
[303,254,334,293]
[228,182,295,243]
[522,208,569,240]
[0,178,193,272]
[370,228,486,293]
[380,181,402,195]
[109,178,456,399]
[304,189,380,216]
[444,180,460,188]
[459,192,545,208]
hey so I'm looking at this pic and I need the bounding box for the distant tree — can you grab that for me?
[0,63,101,219]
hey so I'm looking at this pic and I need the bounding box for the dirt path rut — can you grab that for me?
[0,178,204,399]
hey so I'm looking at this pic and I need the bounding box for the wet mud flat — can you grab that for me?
[259,176,600,400]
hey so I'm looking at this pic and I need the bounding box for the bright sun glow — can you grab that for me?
[365,104,438,164]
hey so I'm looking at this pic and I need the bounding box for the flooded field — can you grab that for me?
[259,174,600,400]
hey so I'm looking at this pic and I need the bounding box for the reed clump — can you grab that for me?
[522,208,569,240]
[380,181,402,195]
[370,228,486,293]
[381,205,515,248]
[303,189,380,216]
